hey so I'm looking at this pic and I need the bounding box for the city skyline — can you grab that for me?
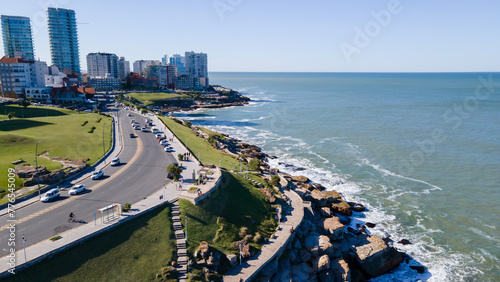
[0,0,499,73]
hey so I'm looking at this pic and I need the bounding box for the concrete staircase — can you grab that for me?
[172,200,188,281]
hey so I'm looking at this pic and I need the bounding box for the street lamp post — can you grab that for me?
[35,141,42,199]
[22,234,26,261]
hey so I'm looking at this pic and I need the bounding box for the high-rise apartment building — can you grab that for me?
[1,15,35,61]
[169,54,185,74]
[86,52,119,78]
[118,56,130,80]
[47,8,80,75]
[185,51,207,79]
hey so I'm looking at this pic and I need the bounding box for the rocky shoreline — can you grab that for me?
[175,119,415,281]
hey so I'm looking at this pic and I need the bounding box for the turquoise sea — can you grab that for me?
[177,72,500,281]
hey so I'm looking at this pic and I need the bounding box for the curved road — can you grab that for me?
[0,107,175,256]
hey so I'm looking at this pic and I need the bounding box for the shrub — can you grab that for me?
[208,133,219,145]
[178,153,184,162]
[140,109,147,114]
[253,232,263,243]
[88,126,96,133]
[50,236,62,241]
[189,187,198,191]
[173,118,182,124]
[184,120,192,128]
[96,118,102,123]
[122,202,131,212]
[239,226,249,238]
[270,175,280,187]
[249,159,261,171]
[81,120,88,126]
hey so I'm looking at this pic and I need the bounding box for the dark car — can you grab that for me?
[130,133,135,138]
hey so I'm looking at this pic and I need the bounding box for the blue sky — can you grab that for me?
[1,0,499,72]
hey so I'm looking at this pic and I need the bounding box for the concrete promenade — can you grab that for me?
[224,189,304,281]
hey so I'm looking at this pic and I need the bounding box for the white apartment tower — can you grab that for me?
[86,52,119,78]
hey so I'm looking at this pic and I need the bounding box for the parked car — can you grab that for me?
[69,184,86,195]
[160,140,168,146]
[141,127,147,132]
[155,133,162,139]
[130,133,135,138]
[41,188,60,202]
[134,125,140,130]
[164,147,174,152]
[130,119,135,124]
[127,113,132,117]
[110,157,120,166]
[91,170,104,180]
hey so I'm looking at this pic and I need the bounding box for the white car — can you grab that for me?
[69,184,86,195]
[160,140,168,146]
[91,170,104,180]
[134,125,140,130]
[127,113,132,117]
[40,188,60,202]
[141,127,147,132]
[155,133,163,139]
[110,157,120,166]
[164,147,174,152]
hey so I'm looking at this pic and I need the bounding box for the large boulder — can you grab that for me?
[350,234,402,278]
[331,201,352,216]
[291,262,317,282]
[320,207,332,218]
[196,241,210,259]
[297,220,316,239]
[331,258,351,282]
[321,216,345,241]
[313,254,331,273]
[311,190,344,208]
[15,165,48,179]
[291,175,309,183]
[304,233,334,258]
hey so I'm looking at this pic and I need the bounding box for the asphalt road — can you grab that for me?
[0,107,175,256]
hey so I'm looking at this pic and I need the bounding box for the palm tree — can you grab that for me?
[7,112,15,120]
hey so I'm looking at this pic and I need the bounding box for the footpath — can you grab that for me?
[224,189,304,281]
[0,110,210,278]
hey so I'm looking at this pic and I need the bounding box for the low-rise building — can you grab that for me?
[87,76,121,91]
[0,56,48,99]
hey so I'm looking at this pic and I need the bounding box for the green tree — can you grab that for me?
[184,120,192,128]
[140,109,147,114]
[249,158,261,171]
[167,164,183,181]
[19,99,31,109]
[7,112,15,120]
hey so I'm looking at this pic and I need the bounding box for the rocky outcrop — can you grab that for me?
[304,233,334,258]
[348,234,403,278]
[321,216,345,241]
[15,165,47,179]
[331,201,352,216]
[313,254,330,272]
[331,258,351,282]
[290,175,309,184]
[320,207,332,218]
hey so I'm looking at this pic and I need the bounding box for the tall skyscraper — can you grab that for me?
[1,15,35,61]
[87,52,119,78]
[118,57,130,80]
[46,8,80,75]
[185,51,207,79]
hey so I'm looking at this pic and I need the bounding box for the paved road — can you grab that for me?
[0,108,175,256]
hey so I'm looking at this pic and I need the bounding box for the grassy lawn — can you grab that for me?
[0,104,74,120]
[179,172,277,256]
[0,113,112,201]
[5,205,177,282]
[158,116,241,171]
[127,92,187,102]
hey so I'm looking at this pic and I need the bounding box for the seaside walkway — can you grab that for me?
[224,189,304,282]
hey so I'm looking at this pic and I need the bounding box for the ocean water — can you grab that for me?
[177,72,500,281]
